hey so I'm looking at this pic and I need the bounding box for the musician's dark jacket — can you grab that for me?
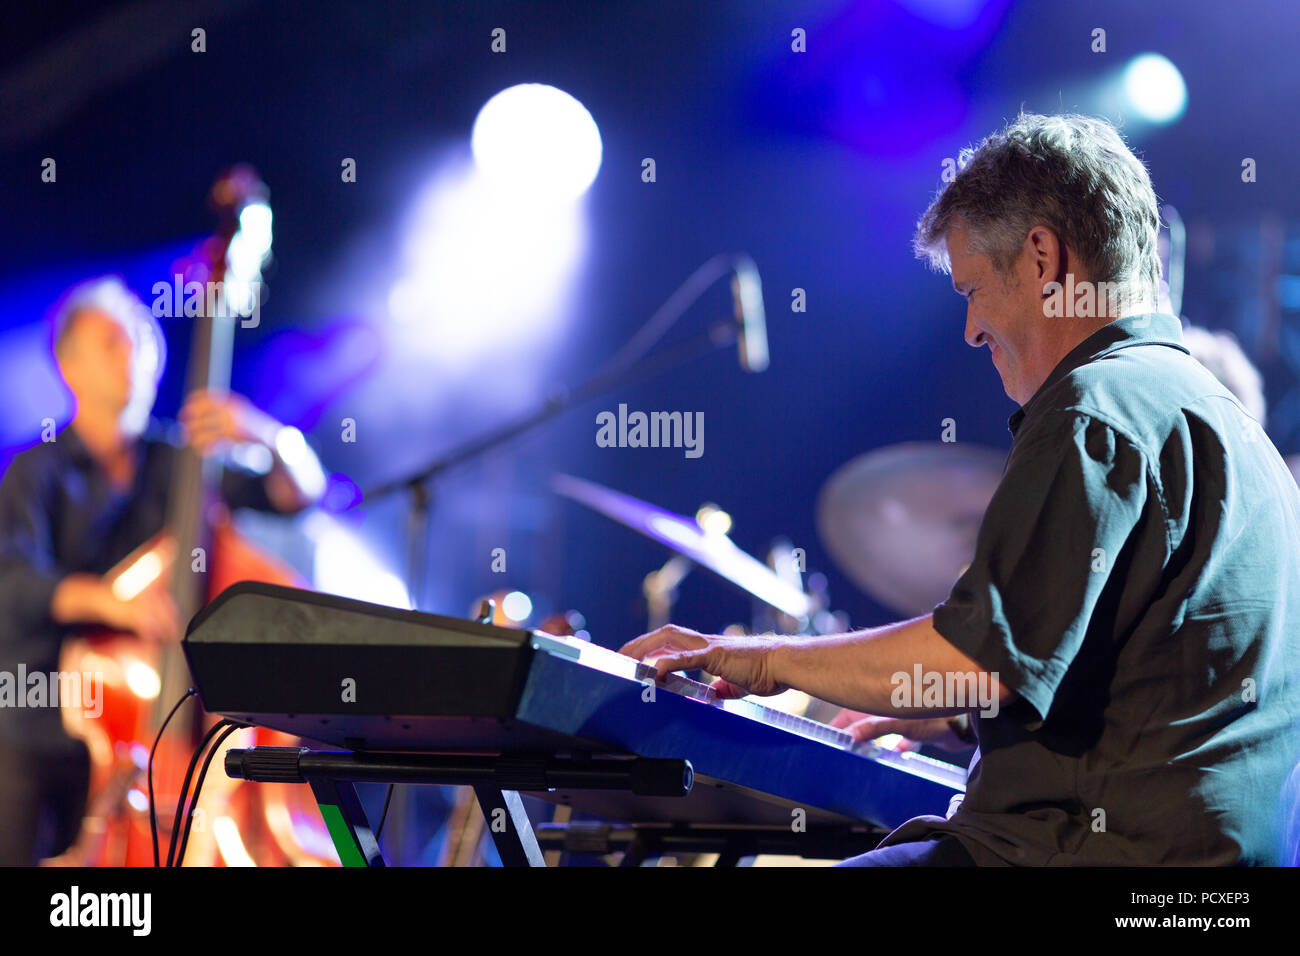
[882,312,1300,865]
[0,423,277,749]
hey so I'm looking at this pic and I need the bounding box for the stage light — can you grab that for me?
[214,816,257,867]
[1122,54,1187,124]
[273,425,326,501]
[112,550,164,601]
[225,200,272,321]
[385,154,586,372]
[125,659,161,700]
[695,503,733,537]
[471,83,602,201]
[307,512,411,609]
[237,202,273,259]
[502,590,533,623]
[381,89,595,388]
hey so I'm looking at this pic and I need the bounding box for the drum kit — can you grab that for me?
[550,441,1004,632]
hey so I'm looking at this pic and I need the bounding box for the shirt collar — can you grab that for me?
[1007,313,1189,436]
[57,423,97,467]
[57,421,156,471]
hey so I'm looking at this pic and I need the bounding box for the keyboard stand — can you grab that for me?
[533,821,886,866]
[224,746,694,867]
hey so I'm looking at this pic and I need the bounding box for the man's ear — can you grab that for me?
[1026,225,1066,289]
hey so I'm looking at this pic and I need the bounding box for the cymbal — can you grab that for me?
[553,473,813,619]
[816,442,1004,617]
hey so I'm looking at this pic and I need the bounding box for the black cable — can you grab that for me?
[174,721,244,867]
[375,784,395,840]
[149,689,198,868]
[165,718,230,867]
[166,718,235,867]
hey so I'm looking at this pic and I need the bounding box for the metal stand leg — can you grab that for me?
[226,747,693,868]
[307,776,386,867]
[472,786,545,867]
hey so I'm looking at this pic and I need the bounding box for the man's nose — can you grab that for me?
[964,313,986,348]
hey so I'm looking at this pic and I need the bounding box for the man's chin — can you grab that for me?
[997,375,1022,404]
[990,359,1024,403]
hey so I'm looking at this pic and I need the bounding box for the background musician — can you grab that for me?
[0,276,325,866]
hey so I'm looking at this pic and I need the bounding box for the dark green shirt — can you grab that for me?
[887,313,1300,864]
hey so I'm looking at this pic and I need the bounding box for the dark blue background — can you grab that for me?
[2,0,1297,647]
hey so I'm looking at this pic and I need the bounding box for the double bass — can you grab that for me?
[54,167,336,867]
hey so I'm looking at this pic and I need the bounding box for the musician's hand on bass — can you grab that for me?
[618,624,789,698]
[104,585,182,644]
[179,389,274,457]
[179,388,325,512]
[831,709,971,753]
[51,573,181,643]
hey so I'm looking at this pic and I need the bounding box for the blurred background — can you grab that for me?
[1,0,1296,732]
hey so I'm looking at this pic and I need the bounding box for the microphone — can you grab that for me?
[730,254,769,373]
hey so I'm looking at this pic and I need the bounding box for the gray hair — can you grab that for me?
[914,112,1162,302]
[49,275,166,383]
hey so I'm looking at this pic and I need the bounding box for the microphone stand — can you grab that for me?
[363,316,741,611]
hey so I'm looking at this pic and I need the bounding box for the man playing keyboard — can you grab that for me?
[619,113,1300,866]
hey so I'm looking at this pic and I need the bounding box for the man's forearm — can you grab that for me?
[262,425,326,513]
[771,613,1011,716]
[50,573,111,626]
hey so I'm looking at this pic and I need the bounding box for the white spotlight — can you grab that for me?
[501,590,533,623]
[1122,53,1187,124]
[471,84,602,201]
[306,513,411,610]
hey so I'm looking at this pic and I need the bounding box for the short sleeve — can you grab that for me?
[219,462,277,513]
[932,411,1150,724]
